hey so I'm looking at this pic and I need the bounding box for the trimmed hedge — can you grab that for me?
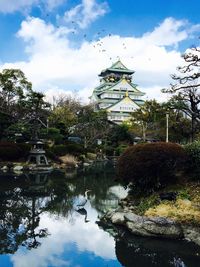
[117,142,186,195]
[184,141,200,180]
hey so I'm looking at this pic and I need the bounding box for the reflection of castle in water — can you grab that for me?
[92,185,128,213]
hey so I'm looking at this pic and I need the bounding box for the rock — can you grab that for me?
[125,213,143,224]
[1,166,8,171]
[111,212,125,224]
[13,165,24,172]
[125,213,183,238]
[159,192,177,201]
[105,210,183,239]
[142,217,183,238]
[182,225,200,246]
[83,162,90,167]
[126,221,152,237]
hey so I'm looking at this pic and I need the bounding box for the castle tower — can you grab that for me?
[90,60,145,124]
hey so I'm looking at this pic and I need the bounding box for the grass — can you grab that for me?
[133,182,200,224]
[143,183,200,224]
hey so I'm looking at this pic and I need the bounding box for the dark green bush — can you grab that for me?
[64,143,84,156]
[103,146,115,156]
[117,142,186,195]
[17,143,31,158]
[51,143,85,156]
[115,144,129,156]
[184,141,200,180]
[45,149,62,163]
[51,145,68,156]
[0,142,23,161]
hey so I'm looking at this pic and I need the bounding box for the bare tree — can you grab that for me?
[163,47,200,141]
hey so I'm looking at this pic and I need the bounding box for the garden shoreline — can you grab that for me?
[101,201,200,247]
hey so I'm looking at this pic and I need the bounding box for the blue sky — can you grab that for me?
[0,0,199,102]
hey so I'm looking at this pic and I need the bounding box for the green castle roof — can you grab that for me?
[99,60,134,76]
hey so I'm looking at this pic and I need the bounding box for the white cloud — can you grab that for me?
[0,0,37,13]
[0,17,199,103]
[0,0,65,13]
[142,17,188,47]
[46,0,65,11]
[11,204,117,267]
[63,0,109,29]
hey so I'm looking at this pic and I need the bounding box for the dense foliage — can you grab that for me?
[117,142,186,194]
[0,142,23,161]
[184,141,200,180]
[51,143,84,157]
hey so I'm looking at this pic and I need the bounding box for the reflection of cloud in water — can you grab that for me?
[108,185,129,199]
[11,203,116,267]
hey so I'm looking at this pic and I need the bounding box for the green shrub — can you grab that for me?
[115,144,129,156]
[184,141,200,180]
[51,143,85,157]
[51,145,68,156]
[86,152,96,160]
[103,146,115,156]
[117,142,186,195]
[17,143,31,158]
[64,143,84,156]
[0,142,23,161]
[45,149,62,163]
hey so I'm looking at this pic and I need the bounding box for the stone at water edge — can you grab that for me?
[1,166,8,171]
[111,212,126,224]
[13,165,24,171]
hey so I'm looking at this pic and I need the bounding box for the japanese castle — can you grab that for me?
[90,60,145,124]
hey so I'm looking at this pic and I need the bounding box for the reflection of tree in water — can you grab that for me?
[0,163,124,254]
[67,162,121,212]
[0,172,51,254]
[97,222,200,267]
[0,168,81,254]
[45,163,120,216]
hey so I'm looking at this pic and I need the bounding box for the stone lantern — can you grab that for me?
[27,140,49,166]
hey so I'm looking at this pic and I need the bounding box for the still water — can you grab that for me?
[0,163,199,267]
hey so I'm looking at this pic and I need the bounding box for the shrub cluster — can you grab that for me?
[51,143,84,157]
[184,141,200,180]
[17,143,31,158]
[117,142,186,195]
[0,142,23,161]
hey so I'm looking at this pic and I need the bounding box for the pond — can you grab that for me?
[0,162,199,267]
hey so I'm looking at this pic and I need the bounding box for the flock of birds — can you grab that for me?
[44,14,135,62]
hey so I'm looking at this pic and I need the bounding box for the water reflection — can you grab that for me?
[0,165,199,267]
[98,219,200,267]
[75,207,90,223]
[0,171,51,254]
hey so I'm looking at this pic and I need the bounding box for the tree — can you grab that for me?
[72,106,111,148]
[0,69,32,118]
[49,94,82,136]
[0,69,51,140]
[130,100,166,141]
[130,100,191,143]
[109,123,132,146]
[23,91,51,139]
[163,47,200,141]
